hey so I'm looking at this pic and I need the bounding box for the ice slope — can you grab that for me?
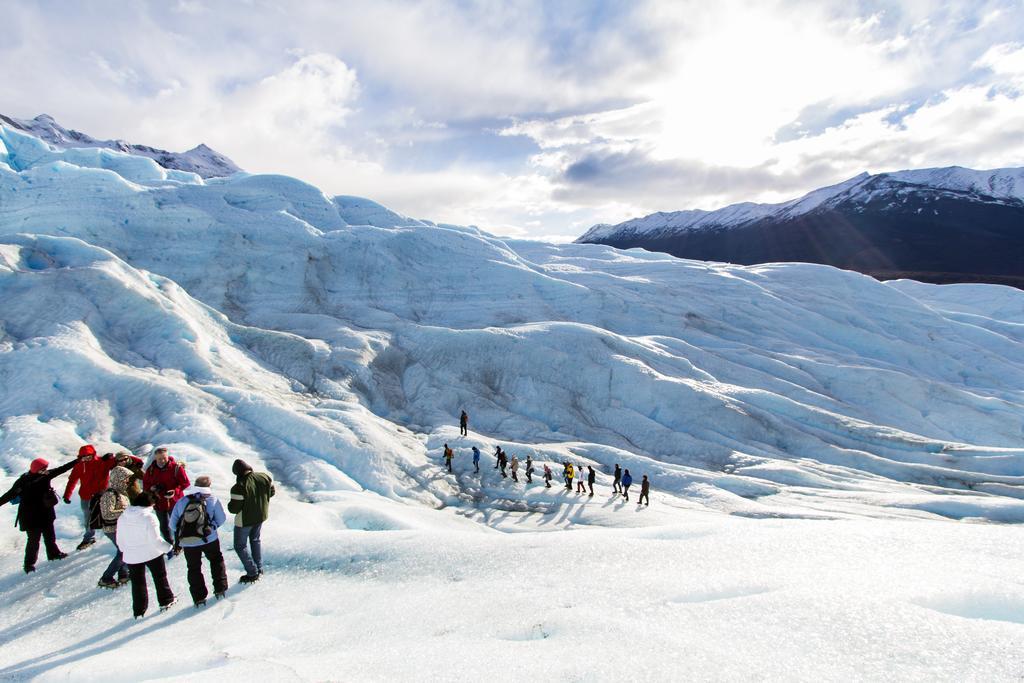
[2,120,1024,679]
[2,122,1023,524]
[578,166,1024,241]
[0,114,240,179]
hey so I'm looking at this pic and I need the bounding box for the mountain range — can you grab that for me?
[577,166,1024,288]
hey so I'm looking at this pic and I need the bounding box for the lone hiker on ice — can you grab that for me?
[460,410,469,437]
[0,457,75,573]
[639,475,650,506]
[142,447,190,550]
[63,444,117,550]
[117,492,176,618]
[587,466,596,497]
[96,465,133,588]
[170,475,228,607]
[612,464,622,494]
[472,446,480,473]
[229,459,275,584]
[510,454,519,482]
[621,469,633,501]
[443,444,454,473]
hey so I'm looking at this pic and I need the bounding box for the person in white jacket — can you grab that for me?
[116,491,176,617]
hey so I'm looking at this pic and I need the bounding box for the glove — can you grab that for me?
[63,496,71,504]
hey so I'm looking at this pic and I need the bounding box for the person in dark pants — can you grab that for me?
[170,476,228,606]
[116,492,175,617]
[525,456,534,483]
[621,469,633,501]
[612,464,622,494]
[543,464,552,488]
[229,459,275,583]
[587,466,596,496]
[443,444,454,473]
[576,465,587,494]
[0,457,76,572]
[460,410,469,437]
[493,445,501,469]
[498,449,508,478]
[472,446,480,473]
[639,475,650,506]
[97,465,133,588]
[564,462,573,491]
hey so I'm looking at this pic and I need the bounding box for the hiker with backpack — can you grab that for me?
[564,462,574,491]
[443,444,454,473]
[116,492,176,618]
[472,446,480,473]
[229,459,275,584]
[170,475,228,607]
[576,465,588,494]
[587,466,596,496]
[0,457,76,573]
[510,455,519,482]
[96,466,133,589]
[621,469,633,501]
[142,447,190,549]
[612,464,622,494]
[543,464,552,488]
[62,445,117,551]
[460,410,469,437]
[498,449,508,478]
[639,475,650,506]
[525,456,534,484]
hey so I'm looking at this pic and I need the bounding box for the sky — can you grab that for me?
[3,0,1024,241]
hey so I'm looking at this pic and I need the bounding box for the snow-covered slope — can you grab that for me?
[579,166,1024,242]
[0,114,241,178]
[2,123,1024,679]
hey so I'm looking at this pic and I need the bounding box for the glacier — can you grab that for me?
[0,122,1022,680]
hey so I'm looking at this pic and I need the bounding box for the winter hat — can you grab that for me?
[78,444,97,458]
[131,491,155,507]
[29,458,48,474]
[232,459,253,477]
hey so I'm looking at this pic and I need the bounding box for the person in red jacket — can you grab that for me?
[142,447,190,551]
[63,444,117,550]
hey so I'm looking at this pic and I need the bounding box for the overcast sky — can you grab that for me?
[4,0,1024,240]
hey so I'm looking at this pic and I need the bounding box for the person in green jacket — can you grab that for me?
[228,459,275,584]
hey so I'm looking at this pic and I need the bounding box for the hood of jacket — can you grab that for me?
[108,466,133,495]
[232,459,252,478]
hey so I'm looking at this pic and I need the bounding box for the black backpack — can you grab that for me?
[175,494,213,545]
[87,494,105,529]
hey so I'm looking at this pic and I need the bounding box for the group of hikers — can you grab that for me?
[0,444,275,618]
[444,411,652,506]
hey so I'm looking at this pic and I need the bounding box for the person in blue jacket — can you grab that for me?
[472,446,480,473]
[169,475,228,606]
[621,469,633,501]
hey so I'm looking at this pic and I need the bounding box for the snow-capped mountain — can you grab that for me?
[1,122,1023,678]
[0,113,241,178]
[578,166,1024,287]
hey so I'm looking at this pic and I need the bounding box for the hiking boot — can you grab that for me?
[76,539,95,551]
[98,578,120,589]
[49,551,69,561]
[118,575,130,585]
[214,591,226,600]
[159,598,177,612]
[194,600,206,608]
[24,565,35,574]
[238,574,260,584]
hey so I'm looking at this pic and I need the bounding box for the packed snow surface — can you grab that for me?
[578,165,1024,242]
[1,123,1022,680]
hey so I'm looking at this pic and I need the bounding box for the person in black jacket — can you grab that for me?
[587,466,596,496]
[0,457,76,572]
[612,464,622,494]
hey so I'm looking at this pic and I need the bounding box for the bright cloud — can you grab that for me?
[1,0,1023,239]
